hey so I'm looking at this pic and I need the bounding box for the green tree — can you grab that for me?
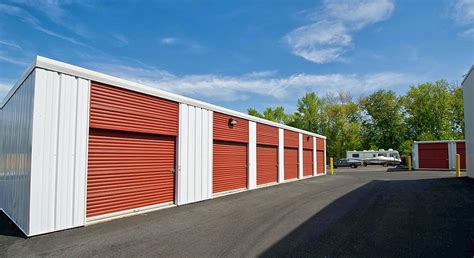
[360,89,405,151]
[450,85,464,139]
[295,93,325,133]
[248,106,289,124]
[402,80,454,141]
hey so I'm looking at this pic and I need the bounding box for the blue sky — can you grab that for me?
[0,0,473,113]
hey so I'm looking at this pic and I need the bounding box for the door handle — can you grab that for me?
[170,169,176,173]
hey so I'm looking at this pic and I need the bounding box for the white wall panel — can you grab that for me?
[463,68,474,178]
[412,143,419,170]
[298,133,303,179]
[0,71,35,236]
[278,128,284,183]
[313,137,317,176]
[248,122,257,189]
[29,68,90,236]
[324,139,327,175]
[177,104,213,205]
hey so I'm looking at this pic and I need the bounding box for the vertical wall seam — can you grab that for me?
[71,78,80,225]
[53,73,62,229]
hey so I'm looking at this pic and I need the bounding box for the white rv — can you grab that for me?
[346,149,401,166]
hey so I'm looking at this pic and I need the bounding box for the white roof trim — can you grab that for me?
[461,65,474,86]
[413,140,465,144]
[5,56,326,139]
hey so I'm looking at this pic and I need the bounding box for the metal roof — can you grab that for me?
[1,56,326,139]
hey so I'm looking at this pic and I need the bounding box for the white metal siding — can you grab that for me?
[29,68,90,236]
[177,104,213,205]
[0,71,35,236]
[278,128,284,183]
[413,143,419,170]
[463,69,474,178]
[324,139,327,175]
[248,121,257,189]
[298,133,303,179]
[313,137,317,176]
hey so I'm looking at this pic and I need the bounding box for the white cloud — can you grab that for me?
[0,39,21,49]
[460,27,474,39]
[161,37,178,45]
[90,61,420,102]
[451,0,474,25]
[0,51,28,66]
[285,0,395,63]
[112,34,129,47]
[0,3,88,46]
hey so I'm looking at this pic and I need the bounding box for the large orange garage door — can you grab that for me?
[303,149,313,177]
[213,141,247,193]
[87,82,179,219]
[419,143,449,169]
[87,129,176,218]
[257,145,278,185]
[284,147,298,180]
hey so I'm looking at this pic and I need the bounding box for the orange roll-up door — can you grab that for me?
[87,129,176,218]
[213,141,248,193]
[284,147,298,180]
[257,145,278,185]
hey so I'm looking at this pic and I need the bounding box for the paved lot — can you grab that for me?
[1,167,473,257]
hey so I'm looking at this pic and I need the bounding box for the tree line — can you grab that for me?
[248,80,464,158]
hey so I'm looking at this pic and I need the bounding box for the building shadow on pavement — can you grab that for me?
[0,211,26,239]
[261,177,474,257]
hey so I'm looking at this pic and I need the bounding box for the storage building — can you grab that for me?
[0,56,327,236]
[462,66,473,178]
[412,140,466,170]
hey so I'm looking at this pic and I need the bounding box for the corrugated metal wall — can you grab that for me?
[29,68,90,236]
[257,123,279,146]
[0,70,35,236]
[177,104,213,205]
[284,130,299,148]
[214,112,248,142]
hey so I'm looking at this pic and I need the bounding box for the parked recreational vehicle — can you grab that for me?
[346,149,401,166]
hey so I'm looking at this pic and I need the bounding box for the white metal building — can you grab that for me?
[462,66,473,178]
[0,56,327,237]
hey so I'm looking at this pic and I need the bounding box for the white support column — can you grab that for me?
[313,137,317,176]
[248,121,257,189]
[324,139,327,175]
[278,128,285,183]
[412,143,419,170]
[298,133,303,179]
[448,141,457,170]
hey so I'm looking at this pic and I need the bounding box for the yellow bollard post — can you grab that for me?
[456,154,461,177]
[408,155,412,171]
[330,157,334,176]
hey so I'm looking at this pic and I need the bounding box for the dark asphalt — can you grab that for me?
[1,167,473,257]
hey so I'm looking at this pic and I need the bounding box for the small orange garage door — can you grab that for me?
[303,149,313,177]
[213,141,247,193]
[285,147,298,180]
[419,143,449,169]
[317,150,324,174]
[87,129,176,218]
[257,145,278,185]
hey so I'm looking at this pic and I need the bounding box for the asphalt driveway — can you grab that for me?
[1,167,473,257]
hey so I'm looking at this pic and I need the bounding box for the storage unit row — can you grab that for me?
[412,140,466,170]
[0,56,327,236]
